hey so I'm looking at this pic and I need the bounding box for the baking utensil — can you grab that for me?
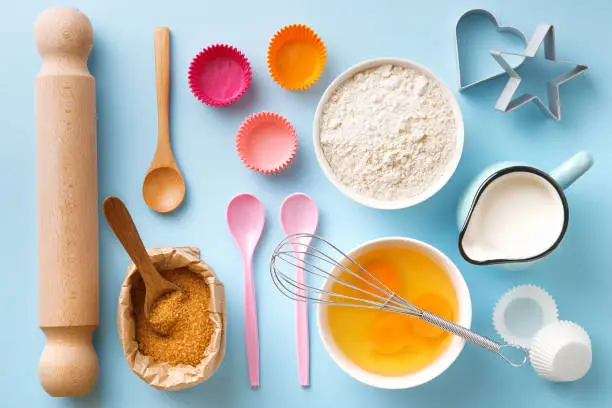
[188,44,252,106]
[493,285,558,348]
[530,321,592,382]
[455,9,527,90]
[143,27,186,213]
[35,7,99,397]
[491,24,589,120]
[313,58,464,210]
[457,151,593,266]
[280,194,319,387]
[103,196,181,334]
[227,194,265,387]
[268,24,326,91]
[236,112,297,174]
[270,234,528,368]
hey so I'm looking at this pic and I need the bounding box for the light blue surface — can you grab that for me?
[0,0,608,406]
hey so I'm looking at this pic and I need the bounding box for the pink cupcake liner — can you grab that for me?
[236,112,297,174]
[188,44,252,107]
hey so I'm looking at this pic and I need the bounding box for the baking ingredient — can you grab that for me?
[133,267,214,366]
[326,246,458,376]
[369,314,412,355]
[319,64,457,201]
[461,171,565,262]
[148,290,186,336]
[356,260,402,294]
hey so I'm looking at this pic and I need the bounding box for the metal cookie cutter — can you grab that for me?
[456,9,528,91]
[491,24,589,121]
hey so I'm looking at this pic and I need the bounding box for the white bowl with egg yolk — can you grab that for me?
[317,237,472,389]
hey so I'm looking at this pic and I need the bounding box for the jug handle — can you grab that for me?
[549,151,593,190]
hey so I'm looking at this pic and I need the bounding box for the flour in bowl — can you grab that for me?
[319,64,458,201]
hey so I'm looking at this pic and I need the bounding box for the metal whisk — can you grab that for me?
[270,233,528,368]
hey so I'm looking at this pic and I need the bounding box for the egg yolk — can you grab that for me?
[368,313,412,355]
[411,294,454,338]
[358,260,402,295]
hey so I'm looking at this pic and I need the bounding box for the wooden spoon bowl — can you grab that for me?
[143,166,185,213]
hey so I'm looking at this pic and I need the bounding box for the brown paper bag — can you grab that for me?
[117,246,226,390]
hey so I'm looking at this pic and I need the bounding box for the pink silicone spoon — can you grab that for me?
[280,193,319,387]
[227,193,265,388]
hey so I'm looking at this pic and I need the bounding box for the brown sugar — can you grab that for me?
[149,290,186,336]
[132,267,215,366]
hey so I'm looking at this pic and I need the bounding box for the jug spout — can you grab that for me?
[550,151,593,190]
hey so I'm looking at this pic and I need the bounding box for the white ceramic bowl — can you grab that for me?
[317,237,472,389]
[313,58,464,210]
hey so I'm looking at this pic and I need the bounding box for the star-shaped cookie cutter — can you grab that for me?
[491,24,588,121]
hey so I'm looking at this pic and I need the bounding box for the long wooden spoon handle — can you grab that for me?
[102,196,157,276]
[154,27,171,156]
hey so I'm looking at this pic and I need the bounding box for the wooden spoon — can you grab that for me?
[102,196,181,334]
[142,27,186,213]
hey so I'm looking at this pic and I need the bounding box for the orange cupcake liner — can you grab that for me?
[236,112,297,174]
[267,24,327,91]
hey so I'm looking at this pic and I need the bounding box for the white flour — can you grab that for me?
[319,64,457,201]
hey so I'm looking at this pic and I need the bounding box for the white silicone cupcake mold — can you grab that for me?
[530,320,592,382]
[493,285,558,348]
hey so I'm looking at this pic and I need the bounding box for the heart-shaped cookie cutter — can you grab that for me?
[456,9,528,91]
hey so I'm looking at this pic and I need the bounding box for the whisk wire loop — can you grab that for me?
[274,249,413,312]
[287,238,401,298]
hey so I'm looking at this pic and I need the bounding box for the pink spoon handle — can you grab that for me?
[244,258,259,388]
[293,244,309,386]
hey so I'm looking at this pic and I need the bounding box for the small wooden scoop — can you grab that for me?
[103,196,181,334]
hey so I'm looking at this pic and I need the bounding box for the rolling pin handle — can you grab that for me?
[34,7,93,72]
[39,326,99,397]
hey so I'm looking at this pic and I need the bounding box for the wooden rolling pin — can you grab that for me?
[34,7,99,397]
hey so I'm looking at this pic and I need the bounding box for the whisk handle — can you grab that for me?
[420,311,528,368]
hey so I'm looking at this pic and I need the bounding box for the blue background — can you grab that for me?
[0,0,607,406]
